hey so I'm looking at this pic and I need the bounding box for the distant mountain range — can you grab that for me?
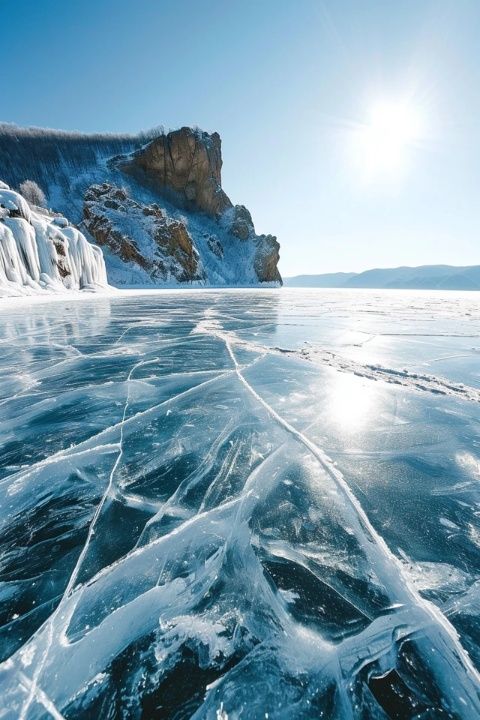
[284,265,480,291]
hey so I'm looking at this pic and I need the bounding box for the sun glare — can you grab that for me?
[354,100,423,180]
[328,373,376,432]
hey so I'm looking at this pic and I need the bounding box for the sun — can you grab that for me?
[354,100,423,179]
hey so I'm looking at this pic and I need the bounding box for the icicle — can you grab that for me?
[0,183,108,296]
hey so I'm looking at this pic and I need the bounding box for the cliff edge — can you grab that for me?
[0,124,282,287]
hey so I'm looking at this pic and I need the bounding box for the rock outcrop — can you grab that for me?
[123,127,232,218]
[120,127,282,284]
[0,181,107,297]
[83,184,205,284]
[228,205,255,241]
[253,234,281,283]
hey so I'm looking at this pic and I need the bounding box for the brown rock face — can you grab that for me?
[116,125,282,284]
[83,183,205,283]
[124,127,232,218]
[53,239,71,278]
[83,187,149,270]
[229,205,254,241]
[254,235,282,283]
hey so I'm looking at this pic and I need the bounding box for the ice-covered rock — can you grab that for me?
[0,183,107,296]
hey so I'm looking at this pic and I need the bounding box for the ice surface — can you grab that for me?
[0,288,479,719]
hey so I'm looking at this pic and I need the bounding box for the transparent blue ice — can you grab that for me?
[0,289,479,719]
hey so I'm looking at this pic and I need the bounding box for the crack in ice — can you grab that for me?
[18,355,158,719]
[195,316,480,715]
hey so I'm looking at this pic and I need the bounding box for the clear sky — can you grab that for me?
[2,0,479,276]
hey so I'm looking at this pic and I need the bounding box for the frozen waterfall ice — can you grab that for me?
[0,182,107,297]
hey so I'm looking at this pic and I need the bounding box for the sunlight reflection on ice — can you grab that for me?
[327,373,377,432]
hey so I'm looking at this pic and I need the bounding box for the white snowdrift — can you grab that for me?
[0,181,108,297]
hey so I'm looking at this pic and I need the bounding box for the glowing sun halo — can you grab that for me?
[355,100,423,179]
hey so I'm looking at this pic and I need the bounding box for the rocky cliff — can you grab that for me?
[0,124,282,287]
[84,183,205,284]
[123,127,231,218]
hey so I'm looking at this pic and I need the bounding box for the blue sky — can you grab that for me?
[2,0,480,275]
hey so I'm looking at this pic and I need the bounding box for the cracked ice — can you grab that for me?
[0,288,480,719]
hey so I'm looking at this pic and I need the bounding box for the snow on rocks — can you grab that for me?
[83,183,206,285]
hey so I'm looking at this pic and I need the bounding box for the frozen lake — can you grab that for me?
[0,288,479,718]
